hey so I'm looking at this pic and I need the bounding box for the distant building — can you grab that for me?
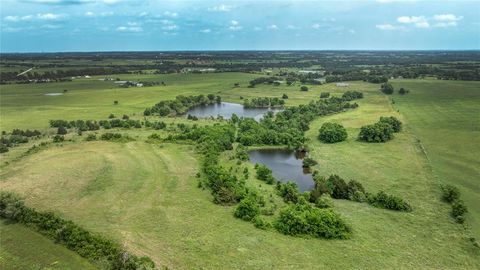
[336,83,350,87]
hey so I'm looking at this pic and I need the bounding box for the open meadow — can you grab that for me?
[1,72,479,269]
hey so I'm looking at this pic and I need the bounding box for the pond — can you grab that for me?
[186,102,280,120]
[248,148,315,192]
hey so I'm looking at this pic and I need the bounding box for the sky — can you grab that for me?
[1,0,479,52]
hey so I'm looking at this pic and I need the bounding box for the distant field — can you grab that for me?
[0,220,97,270]
[0,72,259,130]
[1,78,479,269]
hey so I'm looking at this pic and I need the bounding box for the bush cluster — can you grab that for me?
[381,83,394,94]
[0,192,155,269]
[310,174,411,212]
[341,91,363,101]
[318,122,348,143]
[276,181,301,203]
[320,92,330,98]
[358,116,401,143]
[274,202,351,239]
[255,164,275,184]
[100,133,123,141]
[243,97,285,108]
[441,184,468,224]
[144,94,221,116]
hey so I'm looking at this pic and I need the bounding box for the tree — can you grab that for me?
[379,116,402,132]
[300,86,309,92]
[256,164,275,184]
[398,88,407,95]
[320,92,330,98]
[318,122,348,143]
[114,100,118,105]
[57,126,67,135]
[234,197,259,221]
[108,113,115,119]
[358,121,394,143]
[302,157,318,168]
[380,83,394,95]
[282,93,289,99]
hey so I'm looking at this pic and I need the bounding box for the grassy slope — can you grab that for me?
[0,72,259,130]
[0,220,97,270]
[1,79,479,269]
[390,79,480,237]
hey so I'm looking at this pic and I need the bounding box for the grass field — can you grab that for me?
[0,220,97,270]
[1,76,479,269]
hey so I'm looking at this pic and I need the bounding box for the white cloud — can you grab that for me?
[349,29,356,34]
[162,24,178,30]
[163,11,178,18]
[85,11,94,16]
[200,28,211,33]
[116,25,142,32]
[268,24,278,30]
[4,13,66,22]
[100,11,114,16]
[208,4,233,12]
[434,14,463,22]
[376,24,398,30]
[286,25,299,30]
[229,20,242,31]
[103,0,122,4]
[397,15,429,28]
[253,26,262,31]
[311,23,321,29]
[139,12,148,17]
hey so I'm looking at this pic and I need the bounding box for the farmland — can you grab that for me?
[1,52,479,270]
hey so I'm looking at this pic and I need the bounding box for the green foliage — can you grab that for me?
[441,184,460,203]
[0,192,156,270]
[282,93,288,99]
[253,216,270,229]
[85,134,97,141]
[381,83,394,95]
[53,135,64,142]
[144,94,221,116]
[320,92,330,98]
[315,194,334,209]
[379,116,402,132]
[275,203,351,239]
[256,164,275,184]
[341,91,363,101]
[300,86,309,91]
[234,145,249,161]
[451,200,468,223]
[100,133,122,141]
[367,191,412,212]
[277,181,301,203]
[302,157,318,168]
[243,97,285,108]
[234,197,260,221]
[318,122,348,143]
[57,126,68,135]
[358,121,394,143]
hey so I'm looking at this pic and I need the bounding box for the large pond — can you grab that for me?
[248,148,315,192]
[187,102,280,120]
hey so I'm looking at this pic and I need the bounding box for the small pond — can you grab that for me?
[44,93,63,96]
[186,102,281,120]
[248,148,315,192]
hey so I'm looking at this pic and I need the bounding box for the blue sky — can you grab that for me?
[1,0,479,52]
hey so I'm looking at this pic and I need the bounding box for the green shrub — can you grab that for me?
[277,181,301,203]
[85,134,97,141]
[282,93,289,99]
[100,133,122,141]
[256,164,275,184]
[358,121,394,143]
[53,135,64,142]
[380,83,394,94]
[253,216,270,229]
[451,200,468,223]
[57,126,68,135]
[341,91,363,101]
[302,157,318,168]
[367,191,412,212]
[300,86,308,91]
[318,122,348,143]
[315,194,334,209]
[234,197,260,221]
[379,116,402,132]
[275,203,351,239]
[320,92,330,98]
[441,184,460,203]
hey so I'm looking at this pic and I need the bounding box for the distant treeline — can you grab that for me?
[144,94,221,116]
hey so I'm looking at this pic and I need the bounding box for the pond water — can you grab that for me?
[44,93,63,96]
[248,148,315,192]
[186,102,280,120]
